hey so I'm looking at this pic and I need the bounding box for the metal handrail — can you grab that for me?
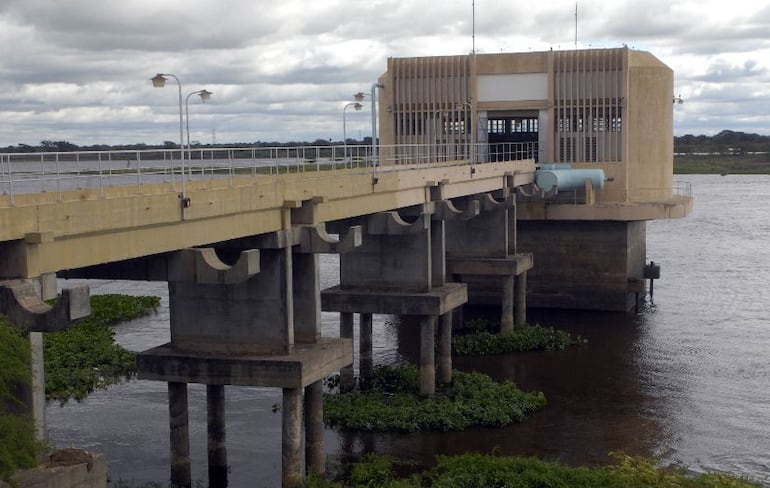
[0,142,538,206]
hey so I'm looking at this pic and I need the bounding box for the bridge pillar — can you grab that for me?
[207,384,227,487]
[138,221,358,486]
[443,188,533,331]
[323,203,467,396]
[0,275,90,445]
[339,312,354,391]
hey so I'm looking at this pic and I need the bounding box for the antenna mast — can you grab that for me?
[472,0,476,54]
[575,3,578,48]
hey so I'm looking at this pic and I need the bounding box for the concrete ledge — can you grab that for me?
[4,450,106,488]
[137,337,352,389]
[447,253,533,276]
[320,282,467,315]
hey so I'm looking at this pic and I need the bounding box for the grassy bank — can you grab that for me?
[324,365,545,432]
[44,294,160,403]
[306,452,760,487]
[674,154,770,174]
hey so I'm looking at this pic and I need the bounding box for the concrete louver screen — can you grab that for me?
[552,48,625,163]
[388,56,472,163]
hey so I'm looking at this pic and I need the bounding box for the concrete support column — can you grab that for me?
[515,271,527,325]
[501,276,515,334]
[304,380,324,476]
[168,382,191,488]
[438,312,452,385]
[339,312,354,391]
[206,385,228,487]
[419,316,437,396]
[293,253,321,344]
[340,312,353,391]
[29,331,46,443]
[282,387,303,488]
[359,313,373,384]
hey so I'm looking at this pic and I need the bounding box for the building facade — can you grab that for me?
[377,48,692,311]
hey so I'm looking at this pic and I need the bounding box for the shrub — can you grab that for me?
[0,316,42,483]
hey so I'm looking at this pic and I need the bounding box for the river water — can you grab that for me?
[46,174,770,486]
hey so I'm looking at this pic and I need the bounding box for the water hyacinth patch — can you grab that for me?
[452,321,586,356]
[323,365,546,432]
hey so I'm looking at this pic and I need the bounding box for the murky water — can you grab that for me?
[47,174,770,486]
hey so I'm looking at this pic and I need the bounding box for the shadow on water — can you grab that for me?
[336,306,667,471]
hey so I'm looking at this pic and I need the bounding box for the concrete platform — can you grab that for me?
[137,338,352,389]
[320,282,467,315]
[446,253,533,276]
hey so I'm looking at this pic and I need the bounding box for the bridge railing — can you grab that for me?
[0,142,537,206]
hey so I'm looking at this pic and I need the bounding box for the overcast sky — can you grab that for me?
[1,0,768,147]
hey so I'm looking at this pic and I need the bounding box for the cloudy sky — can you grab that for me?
[1,0,768,147]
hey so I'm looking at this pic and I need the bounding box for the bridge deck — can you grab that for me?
[0,160,536,278]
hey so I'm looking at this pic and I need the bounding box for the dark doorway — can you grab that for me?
[487,114,539,161]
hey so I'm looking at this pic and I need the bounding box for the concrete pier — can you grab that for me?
[419,316,437,396]
[339,312,355,391]
[168,382,191,487]
[323,204,469,395]
[207,385,228,487]
[304,380,324,475]
[438,312,452,385]
[282,388,302,488]
[359,313,374,384]
[443,189,532,330]
[0,277,90,443]
[138,224,357,487]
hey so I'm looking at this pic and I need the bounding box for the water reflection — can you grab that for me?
[46,175,770,485]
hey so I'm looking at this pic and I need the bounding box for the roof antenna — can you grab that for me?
[575,2,577,49]
[472,0,476,54]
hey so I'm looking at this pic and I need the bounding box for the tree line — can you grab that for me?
[3,130,769,155]
[1,137,374,154]
[675,130,770,155]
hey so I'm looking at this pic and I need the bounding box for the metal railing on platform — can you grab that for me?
[0,142,537,206]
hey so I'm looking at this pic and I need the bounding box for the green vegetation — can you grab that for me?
[44,294,160,403]
[303,452,760,488]
[323,365,546,432]
[0,317,43,483]
[452,320,586,356]
[674,154,770,174]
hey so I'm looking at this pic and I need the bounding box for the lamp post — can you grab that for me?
[459,100,473,162]
[343,102,363,166]
[185,89,213,177]
[151,73,187,204]
[353,87,382,173]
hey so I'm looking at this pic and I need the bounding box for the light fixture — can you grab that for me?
[151,73,186,210]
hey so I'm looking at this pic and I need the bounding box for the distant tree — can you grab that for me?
[40,140,79,152]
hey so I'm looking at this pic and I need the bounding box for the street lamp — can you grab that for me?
[343,101,363,166]
[185,89,213,177]
[354,86,383,172]
[151,73,187,205]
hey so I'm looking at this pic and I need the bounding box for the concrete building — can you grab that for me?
[376,47,692,311]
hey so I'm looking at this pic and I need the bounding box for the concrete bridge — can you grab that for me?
[0,143,536,487]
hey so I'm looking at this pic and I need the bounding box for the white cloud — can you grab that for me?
[1,0,769,146]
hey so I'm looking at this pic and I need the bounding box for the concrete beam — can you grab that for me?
[432,200,480,221]
[321,283,467,316]
[168,248,260,285]
[0,281,90,333]
[298,224,362,254]
[366,211,429,235]
[137,338,353,389]
[446,254,534,276]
